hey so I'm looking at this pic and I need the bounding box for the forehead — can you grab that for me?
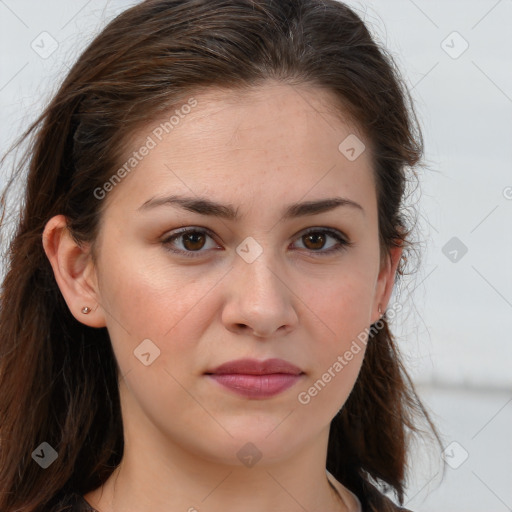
[165,81,361,147]
[104,81,375,214]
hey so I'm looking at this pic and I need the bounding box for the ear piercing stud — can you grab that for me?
[378,304,383,315]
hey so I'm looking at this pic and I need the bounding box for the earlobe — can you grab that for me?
[42,215,106,328]
[372,244,403,323]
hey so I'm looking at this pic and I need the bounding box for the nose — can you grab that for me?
[221,251,299,339]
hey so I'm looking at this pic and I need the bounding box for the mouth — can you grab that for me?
[205,358,305,399]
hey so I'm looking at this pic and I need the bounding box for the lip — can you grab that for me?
[207,358,303,376]
[205,358,305,399]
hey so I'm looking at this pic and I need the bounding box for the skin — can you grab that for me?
[43,80,402,512]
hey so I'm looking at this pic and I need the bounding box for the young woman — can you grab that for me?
[0,1,440,511]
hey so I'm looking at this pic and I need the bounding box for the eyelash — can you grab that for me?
[161,227,353,258]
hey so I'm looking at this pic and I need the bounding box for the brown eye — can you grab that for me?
[162,228,220,257]
[182,231,206,251]
[303,232,326,250]
[292,228,351,256]
[162,227,351,259]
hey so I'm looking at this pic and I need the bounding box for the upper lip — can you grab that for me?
[205,358,303,375]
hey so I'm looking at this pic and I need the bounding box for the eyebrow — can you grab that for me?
[137,195,364,219]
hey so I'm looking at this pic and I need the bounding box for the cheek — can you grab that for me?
[292,266,374,412]
[300,264,375,345]
[96,244,220,371]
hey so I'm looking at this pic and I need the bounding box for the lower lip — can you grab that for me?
[206,373,303,398]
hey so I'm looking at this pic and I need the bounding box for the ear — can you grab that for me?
[371,243,403,324]
[42,214,106,328]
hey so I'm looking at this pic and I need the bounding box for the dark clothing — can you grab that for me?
[74,495,98,512]
[53,492,98,512]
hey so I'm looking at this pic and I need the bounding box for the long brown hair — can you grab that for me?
[0,1,440,511]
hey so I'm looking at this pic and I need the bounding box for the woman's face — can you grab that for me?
[88,81,398,466]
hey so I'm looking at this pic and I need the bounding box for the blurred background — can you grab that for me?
[1,1,511,510]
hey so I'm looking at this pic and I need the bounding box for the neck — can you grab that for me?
[84,379,351,512]
[85,448,348,512]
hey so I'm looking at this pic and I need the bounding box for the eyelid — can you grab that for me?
[161,226,352,257]
[292,227,353,255]
[161,226,222,257]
